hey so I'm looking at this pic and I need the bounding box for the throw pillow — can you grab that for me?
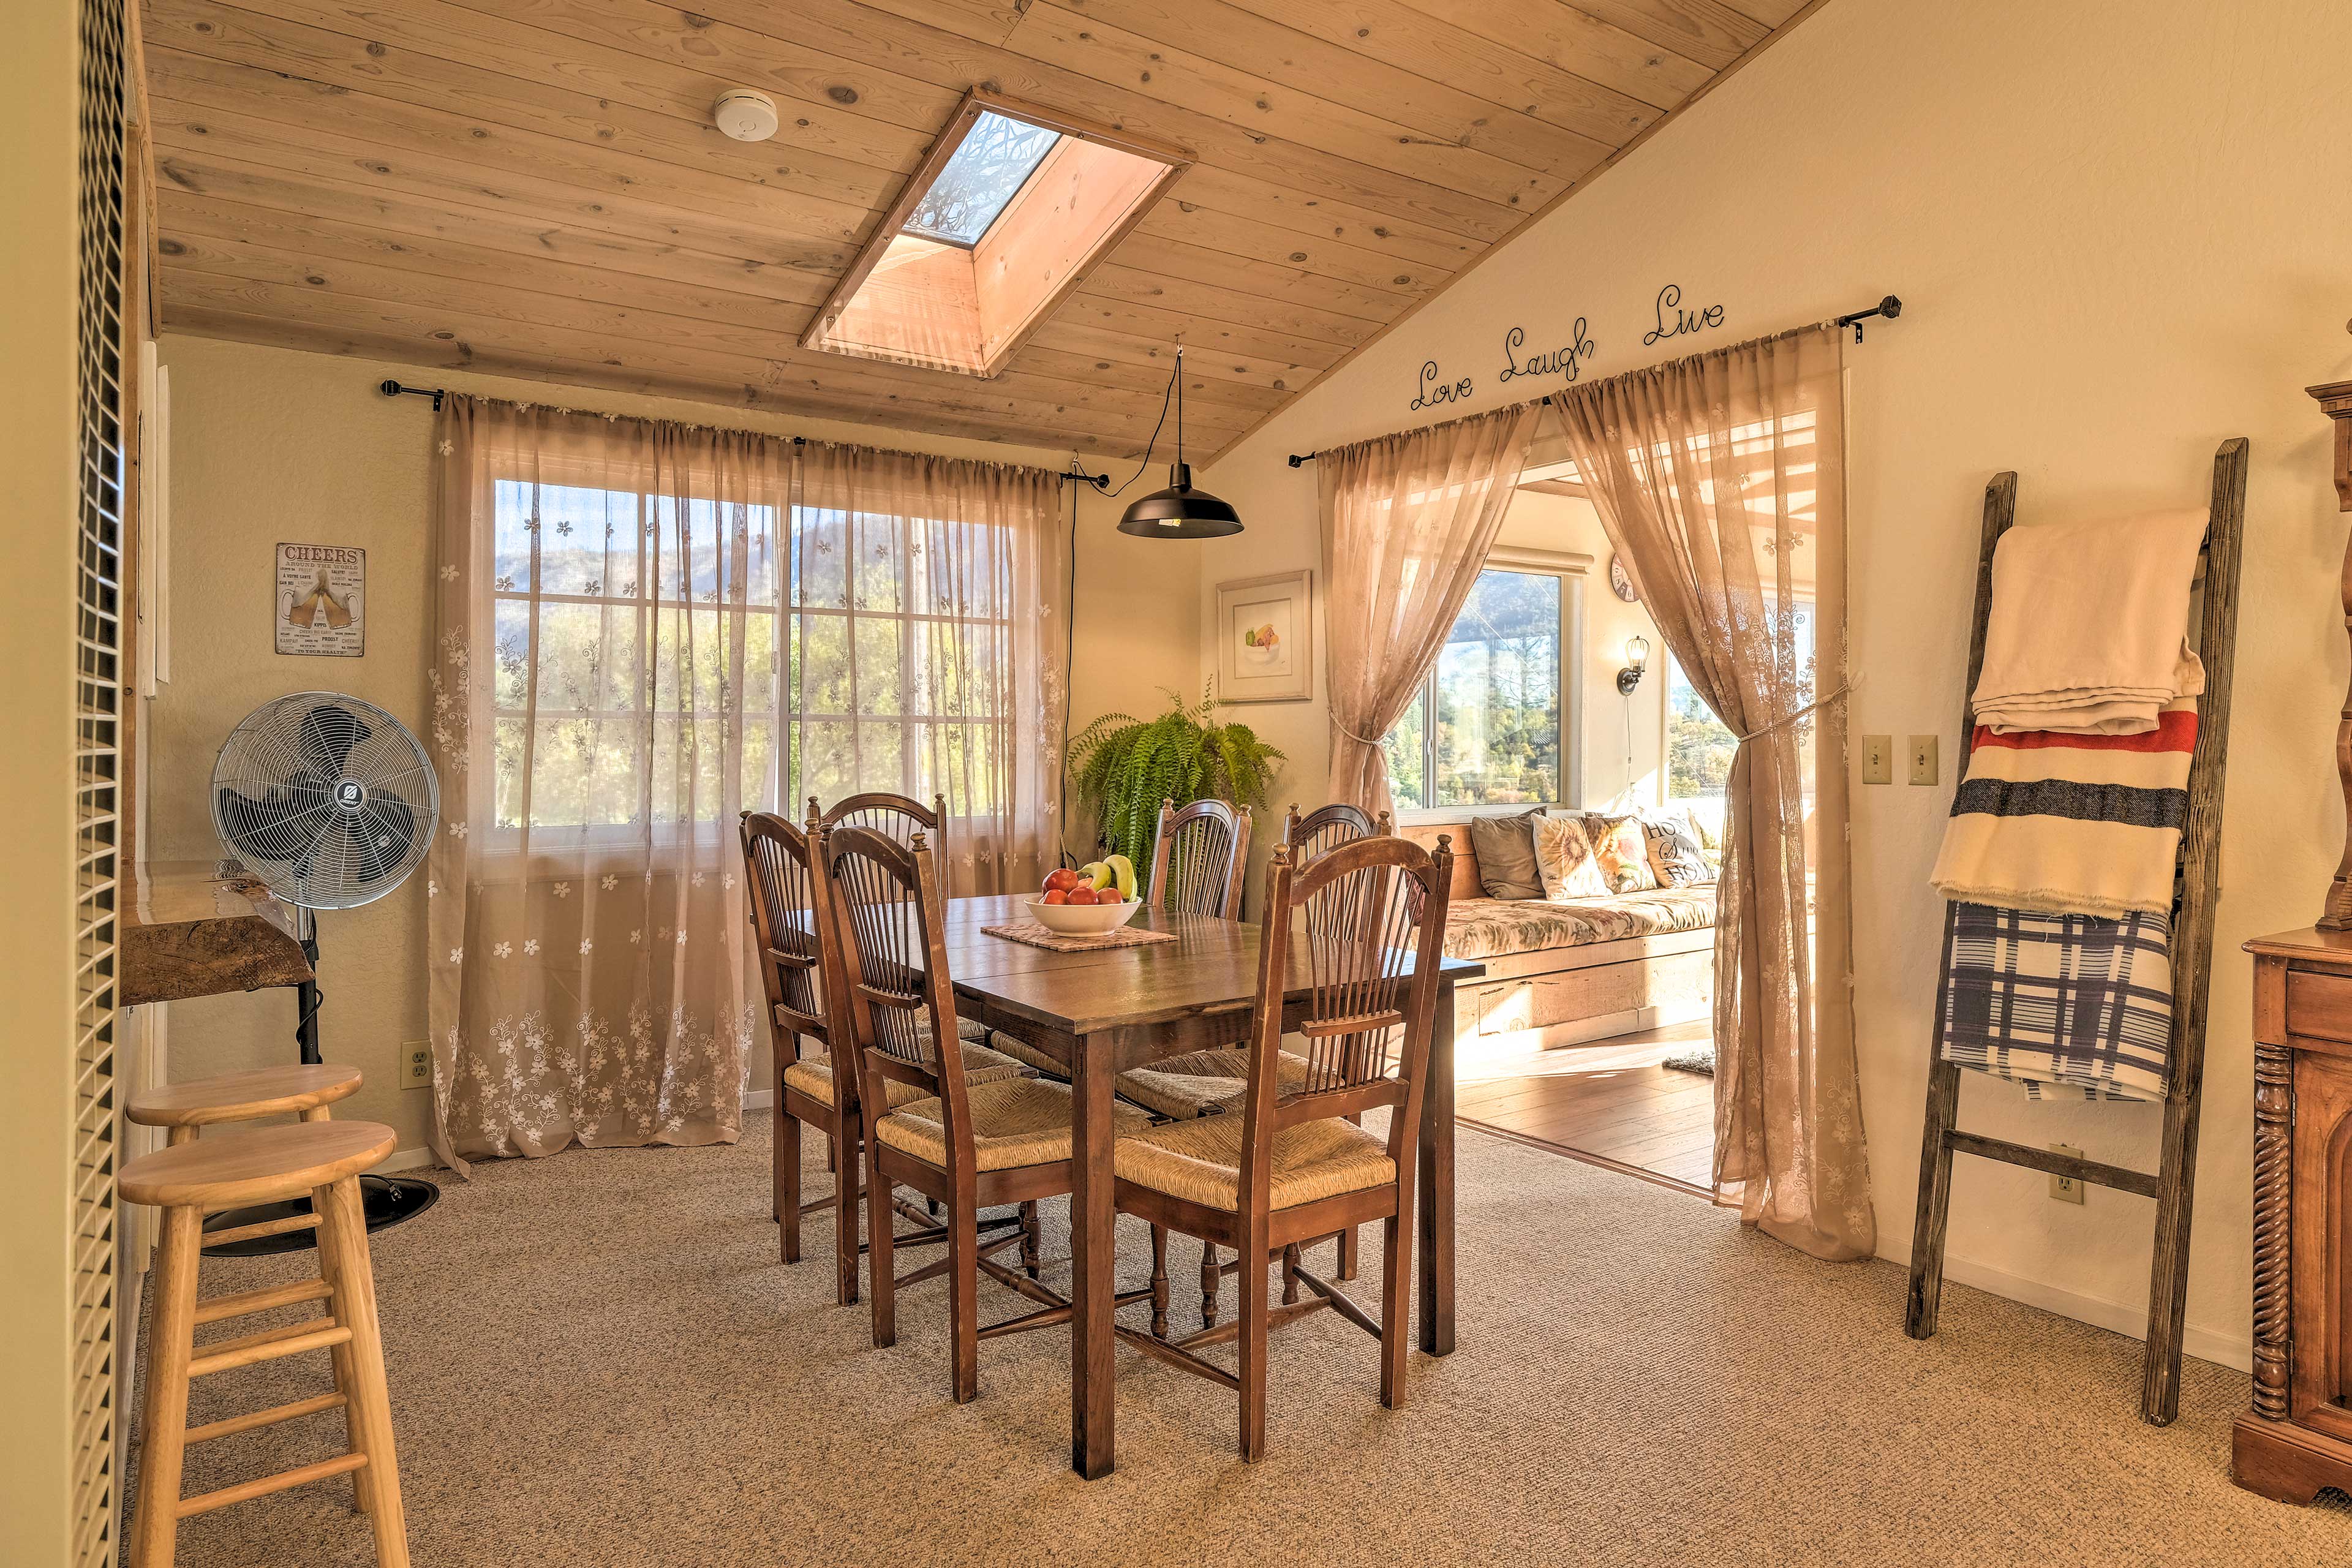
[1640,807,1713,887]
[1532,813,1610,900]
[1589,814,1662,893]
[1467,807,1548,900]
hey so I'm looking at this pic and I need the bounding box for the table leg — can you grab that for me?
[1069,1028,1117,1479]
[1419,979,1457,1356]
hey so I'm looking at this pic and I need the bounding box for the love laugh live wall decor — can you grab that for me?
[1405,283,1728,414]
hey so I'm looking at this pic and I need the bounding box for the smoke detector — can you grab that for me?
[712,89,778,143]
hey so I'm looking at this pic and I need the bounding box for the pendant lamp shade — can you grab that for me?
[1117,461,1243,538]
[1115,345,1242,538]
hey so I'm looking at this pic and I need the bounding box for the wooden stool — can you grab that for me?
[129,1062,364,1146]
[124,1120,410,1568]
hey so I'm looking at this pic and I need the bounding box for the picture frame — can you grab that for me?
[1215,569,1313,704]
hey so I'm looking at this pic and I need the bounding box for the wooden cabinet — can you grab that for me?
[2236,929,2352,1502]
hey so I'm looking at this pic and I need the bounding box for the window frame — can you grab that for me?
[1387,545,1589,826]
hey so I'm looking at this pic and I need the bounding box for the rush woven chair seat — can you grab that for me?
[1114,1049,1313,1121]
[782,1041,1024,1111]
[1108,831,1456,1461]
[1115,1114,1396,1211]
[823,822,1157,1406]
[875,1077,1150,1171]
[129,1062,364,1145]
[124,1119,410,1567]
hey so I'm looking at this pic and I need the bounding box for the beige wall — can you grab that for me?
[152,334,1201,1158]
[0,2,91,1558]
[1197,0,2352,1368]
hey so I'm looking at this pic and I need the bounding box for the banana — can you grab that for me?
[1104,853,1138,900]
[1077,860,1115,892]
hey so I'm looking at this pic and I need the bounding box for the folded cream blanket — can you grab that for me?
[1970,509,2207,735]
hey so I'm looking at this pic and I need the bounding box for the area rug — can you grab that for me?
[125,1115,2348,1567]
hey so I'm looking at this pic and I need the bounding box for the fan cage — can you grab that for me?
[211,690,440,911]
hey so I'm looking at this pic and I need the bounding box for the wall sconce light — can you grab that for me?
[1617,635,1650,696]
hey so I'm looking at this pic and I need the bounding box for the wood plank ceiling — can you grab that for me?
[140,0,1818,460]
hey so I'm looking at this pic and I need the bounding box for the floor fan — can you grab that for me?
[204,690,443,1256]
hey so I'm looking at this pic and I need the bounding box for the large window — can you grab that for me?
[782,503,1013,816]
[1384,554,1582,813]
[488,478,780,835]
[1664,600,1815,804]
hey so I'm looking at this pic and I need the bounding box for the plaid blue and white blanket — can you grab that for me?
[1935,899,2174,1102]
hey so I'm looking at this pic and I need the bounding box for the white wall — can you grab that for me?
[1198,0,2352,1368]
[153,334,1202,1159]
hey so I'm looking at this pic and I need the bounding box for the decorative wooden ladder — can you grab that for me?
[1904,437,2248,1425]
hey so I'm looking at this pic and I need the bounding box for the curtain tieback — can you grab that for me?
[1733,680,1855,745]
[1330,717,1389,748]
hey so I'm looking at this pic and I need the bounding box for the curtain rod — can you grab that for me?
[375,380,1112,490]
[1283,295,1904,469]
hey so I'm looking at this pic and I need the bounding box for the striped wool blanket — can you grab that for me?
[1936,900,2173,1102]
[1929,700,2196,919]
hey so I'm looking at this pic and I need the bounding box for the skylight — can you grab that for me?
[902,111,1062,247]
[805,92,1190,380]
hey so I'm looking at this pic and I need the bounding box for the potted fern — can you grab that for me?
[1067,681,1285,895]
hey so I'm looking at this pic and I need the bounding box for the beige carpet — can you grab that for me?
[129,1115,2350,1566]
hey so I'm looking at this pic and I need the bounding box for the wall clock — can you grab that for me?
[1608,554,1639,603]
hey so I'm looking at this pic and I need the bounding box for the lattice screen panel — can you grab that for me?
[74,0,127,1559]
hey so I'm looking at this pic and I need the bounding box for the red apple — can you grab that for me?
[1066,886,1098,906]
[1045,867,1079,893]
[1041,888,1069,905]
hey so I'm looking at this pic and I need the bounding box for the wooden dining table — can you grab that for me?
[938,892,1486,1480]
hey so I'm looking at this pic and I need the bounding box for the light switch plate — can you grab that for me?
[402,1042,432,1090]
[1861,734,1893,785]
[2049,1144,2086,1205]
[1909,734,1939,786]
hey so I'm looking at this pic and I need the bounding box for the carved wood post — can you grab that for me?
[2250,1039,2294,1420]
[2309,381,2352,930]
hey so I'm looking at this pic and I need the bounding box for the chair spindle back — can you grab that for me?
[739,812,828,1037]
[816,824,974,1137]
[1237,835,1455,1185]
[815,791,949,865]
[1281,802,1391,862]
[1149,797,1251,919]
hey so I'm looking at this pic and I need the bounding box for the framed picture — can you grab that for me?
[1215,569,1313,703]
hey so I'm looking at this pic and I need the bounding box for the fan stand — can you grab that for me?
[201,906,443,1257]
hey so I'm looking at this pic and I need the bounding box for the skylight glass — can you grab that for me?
[902,111,1062,246]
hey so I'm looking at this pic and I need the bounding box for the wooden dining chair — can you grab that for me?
[822,823,1156,1404]
[1109,832,1455,1461]
[815,789,951,859]
[739,809,1025,1297]
[1115,801,1392,1300]
[1149,796,1251,920]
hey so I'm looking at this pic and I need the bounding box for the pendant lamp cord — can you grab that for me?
[1072,349,1180,500]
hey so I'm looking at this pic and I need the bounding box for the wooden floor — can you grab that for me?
[1456,1020,1716,1194]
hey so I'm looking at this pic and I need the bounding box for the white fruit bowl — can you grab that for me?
[1026,895,1142,937]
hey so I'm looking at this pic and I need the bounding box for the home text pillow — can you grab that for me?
[1590,814,1662,893]
[1640,807,1713,886]
[1468,807,1547,900]
[1532,813,1610,900]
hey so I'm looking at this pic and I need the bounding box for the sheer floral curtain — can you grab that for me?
[1544,325,1871,1261]
[1320,402,1540,816]
[424,398,786,1172]
[790,442,1068,896]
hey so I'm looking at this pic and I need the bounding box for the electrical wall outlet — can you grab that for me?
[1861,734,1893,784]
[402,1042,432,1090]
[1909,734,1940,786]
[2049,1144,2086,1205]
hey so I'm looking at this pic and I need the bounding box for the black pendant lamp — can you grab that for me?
[1117,346,1243,539]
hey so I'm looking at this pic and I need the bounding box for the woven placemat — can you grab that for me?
[982,920,1178,953]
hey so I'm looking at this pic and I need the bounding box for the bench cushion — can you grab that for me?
[1442,886,1719,962]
